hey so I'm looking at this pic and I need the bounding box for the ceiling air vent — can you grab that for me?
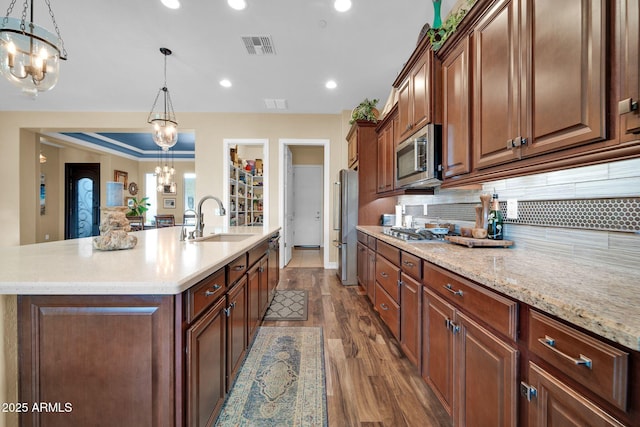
[264,99,287,110]
[242,36,276,55]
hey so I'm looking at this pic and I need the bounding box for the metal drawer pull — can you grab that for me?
[380,303,389,311]
[538,336,593,369]
[204,284,222,297]
[232,265,245,271]
[402,260,414,267]
[380,272,389,278]
[443,283,463,297]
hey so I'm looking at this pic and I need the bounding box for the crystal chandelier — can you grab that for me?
[155,147,176,193]
[148,47,178,151]
[0,0,67,96]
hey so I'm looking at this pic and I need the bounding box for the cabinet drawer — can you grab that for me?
[227,253,248,286]
[423,262,517,341]
[187,267,226,323]
[377,240,400,266]
[376,253,400,303]
[248,240,268,268]
[375,282,400,339]
[357,231,367,244]
[529,310,629,410]
[400,251,422,281]
[367,235,376,249]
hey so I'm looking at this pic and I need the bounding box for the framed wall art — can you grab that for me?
[163,198,176,209]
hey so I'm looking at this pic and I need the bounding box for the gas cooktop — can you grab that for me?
[382,226,446,241]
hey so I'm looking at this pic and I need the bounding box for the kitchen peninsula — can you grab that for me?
[0,225,280,427]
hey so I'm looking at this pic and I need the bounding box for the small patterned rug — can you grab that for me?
[264,290,308,321]
[216,326,327,426]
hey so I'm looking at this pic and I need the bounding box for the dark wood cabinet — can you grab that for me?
[376,115,395,194]
[527,363,626,427]
[397,49,434,141]
[442,35,472,179]
[357,240,367,289]
[348,126,358,169]
[366,245,376,303]
[422,288,455,415]
[247,260,261,342]
[619,0,640,140]
[186,295,227,427]
[400,272,421,367]
[258,256,269,319]
[226,276,248,391]
[18,295,175,427]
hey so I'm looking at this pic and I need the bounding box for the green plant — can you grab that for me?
[349,98,380,124]
[427,0,477,51]
[127,197,150,216]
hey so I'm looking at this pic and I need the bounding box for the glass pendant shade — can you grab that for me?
[148,48,178,151]
[0,16,65,96]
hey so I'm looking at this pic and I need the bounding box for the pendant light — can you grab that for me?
[155,147,176,193]
[0,0,67,96]
[148,47,178,151]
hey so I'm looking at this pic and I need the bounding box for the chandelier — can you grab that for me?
[148,47,178,151]
[155,147,176,193]
[0,0,67,96]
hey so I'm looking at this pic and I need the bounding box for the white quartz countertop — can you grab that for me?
[0,226,280,295]
[358,226,640,352]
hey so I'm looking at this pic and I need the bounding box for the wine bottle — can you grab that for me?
[487,192,504,240]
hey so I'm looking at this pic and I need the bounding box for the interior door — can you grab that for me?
[283,146,294,265]
[65,163,100,239]
[293,165,322,247]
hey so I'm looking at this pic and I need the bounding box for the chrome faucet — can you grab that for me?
[194,195,226,237]
[180,209,198,241]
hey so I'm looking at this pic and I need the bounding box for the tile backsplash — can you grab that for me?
[397,158,640,269]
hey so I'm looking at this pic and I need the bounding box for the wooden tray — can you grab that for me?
[445,235,514,248]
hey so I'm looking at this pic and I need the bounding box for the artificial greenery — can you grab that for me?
[349,98,380,124]
[127,197,150,216]
[427,0,477,51]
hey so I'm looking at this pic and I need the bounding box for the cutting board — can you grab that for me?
[445,235,514,248]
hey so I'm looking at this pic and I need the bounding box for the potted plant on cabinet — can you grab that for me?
[349,98,380,124]
[127,197,150,217]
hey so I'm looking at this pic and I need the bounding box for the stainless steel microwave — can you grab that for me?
[395,124,442,188]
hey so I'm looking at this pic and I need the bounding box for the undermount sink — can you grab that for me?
[195,233,254,242]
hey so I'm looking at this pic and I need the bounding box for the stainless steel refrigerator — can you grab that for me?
[333,169,358,285]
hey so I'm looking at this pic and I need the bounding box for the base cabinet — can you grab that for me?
[226,276,248,391]
[526,363,625,427]
[186,296,227,427]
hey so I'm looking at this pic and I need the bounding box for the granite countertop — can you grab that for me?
[357,225,640,352]
[0,225,280,295]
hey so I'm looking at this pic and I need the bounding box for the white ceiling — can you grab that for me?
[1,0,456,115]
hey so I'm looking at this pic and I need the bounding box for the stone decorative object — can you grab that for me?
[93,206,138,251]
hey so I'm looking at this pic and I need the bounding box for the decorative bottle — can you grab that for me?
[487,192,504,240]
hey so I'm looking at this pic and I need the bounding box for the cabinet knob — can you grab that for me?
[619,98,639,115]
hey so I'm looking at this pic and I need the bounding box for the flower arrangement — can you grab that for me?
[349,98,380,124]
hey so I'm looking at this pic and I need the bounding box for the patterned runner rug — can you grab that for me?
[216,326,327,426]
[264,290,308,321]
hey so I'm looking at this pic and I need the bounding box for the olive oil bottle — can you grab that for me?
[487,192,504,240]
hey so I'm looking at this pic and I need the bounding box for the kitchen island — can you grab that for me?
[0,225,280,427]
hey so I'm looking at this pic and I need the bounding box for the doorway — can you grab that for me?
[65,163,101,239]
[279,139,331,269]
[293,165,323,247]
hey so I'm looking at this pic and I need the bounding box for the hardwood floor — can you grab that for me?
[263,265,451,427]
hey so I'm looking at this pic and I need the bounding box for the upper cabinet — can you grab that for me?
[473,0,607,171]
[376,110,396,194]
[619,0,640,141]
[395,41,437,142]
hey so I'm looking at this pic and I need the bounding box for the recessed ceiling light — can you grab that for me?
[220,79,232,88]
[228,0,247,10]
[325,80,337,89]
[161,0,180,9]
[334,0,352,12]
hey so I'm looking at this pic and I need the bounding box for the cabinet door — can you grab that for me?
[348,128,358,168]
[619,0,640,139]
[527,363,625,427]
[412,53,432,132]
[522,0,606,156]
[442,36,472,178]
[366,247,376,303]
[473,0,521,169]
[357,241,367,288]
[247,262,260,341]
[398,78,412,141]
[422,288,455,415]
[400,272,421,367]
[186,296,227,427]
[227,276,248,391]
[376,123,394,194]
[455,311,518,427]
